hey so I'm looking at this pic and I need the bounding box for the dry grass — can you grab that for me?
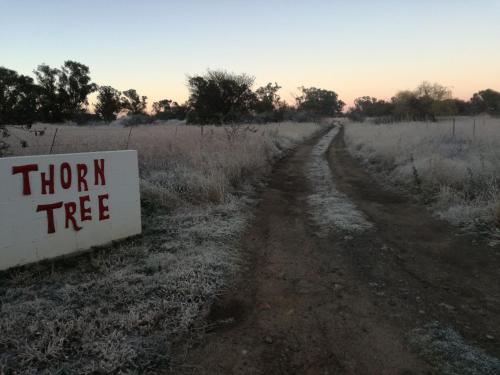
[344,116,500,234]
[7,121,321,207]
[0,121,323,374]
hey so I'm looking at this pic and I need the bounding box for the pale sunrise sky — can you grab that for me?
[1,0,499,109]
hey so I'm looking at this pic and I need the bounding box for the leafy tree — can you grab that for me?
[252,82,285,122]
[186,70,256,124]
[451,99,472,115]
[152,99,172,115]
[470,89,500,115]
[173,103,188,120]
[431,99,458,117]
[415,81,452,101]
[0,67,39,125]
[0,67,44,155]
[414,82,456,117]
[121,89,147,115]
[58,61,97,118]
[345,108,366,122]
[352,96,376,116]
[34,61,96,122]
[352,96,393,117]
[254,82,281,113]
[391,90,432,121]
[391,82,458,120]
[34,64,62,122]
[295,87,345,118]
[152,99,187,120]
[94,86,122,122]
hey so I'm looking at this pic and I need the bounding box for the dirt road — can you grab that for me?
[174,127,500,374]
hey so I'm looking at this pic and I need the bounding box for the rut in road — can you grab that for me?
[174,127,431,375]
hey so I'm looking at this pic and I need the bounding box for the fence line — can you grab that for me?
[4,122,279,157]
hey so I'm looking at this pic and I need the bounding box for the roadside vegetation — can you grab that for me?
[343,81,500,238]
[7,122,322,207]
[345,117,500,237]
[1,61,345,159]
[0,121,323,373]
[0,58,336,374]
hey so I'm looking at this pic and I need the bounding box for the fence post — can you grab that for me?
[473,118,476,140]
[125,127,133,149]
[452,118,455,137]
[49,128,58,154]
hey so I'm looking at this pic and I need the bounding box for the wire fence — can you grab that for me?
[5,124,214,156]
[3,122,293,158]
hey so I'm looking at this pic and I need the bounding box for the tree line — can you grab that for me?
[0,62,345,126]
[1,61,499,128]
[347,82,500,122]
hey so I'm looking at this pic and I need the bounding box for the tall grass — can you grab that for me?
[345,116,500,232]
[7,121,321,207]
[1,121,323,373]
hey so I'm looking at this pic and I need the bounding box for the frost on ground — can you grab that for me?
[410,322,500,375]
[345,117,500,238]
[0,197,251,374]
[306,127,372,236]
[0,122,323,373]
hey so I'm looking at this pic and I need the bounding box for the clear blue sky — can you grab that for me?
[1,0,499,108]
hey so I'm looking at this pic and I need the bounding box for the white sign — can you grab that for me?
[0,150,141,270]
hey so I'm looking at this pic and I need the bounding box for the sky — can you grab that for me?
[1,0,499,109]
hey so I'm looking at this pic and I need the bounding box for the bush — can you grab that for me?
[71,112,102,125]
[186,70,256,124]
[115,114,154,127]
[346,110,366,122]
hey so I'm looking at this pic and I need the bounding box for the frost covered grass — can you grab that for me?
[345,117,500,233]
[306,126,372,236]
[8,121,321,207]
[1,121,322,373]
[0,199,249,373]
[410,322,500,375]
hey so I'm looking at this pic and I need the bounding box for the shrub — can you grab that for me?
[72,112,102,125]
[346,110,366,122]
[115,114,154,127]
